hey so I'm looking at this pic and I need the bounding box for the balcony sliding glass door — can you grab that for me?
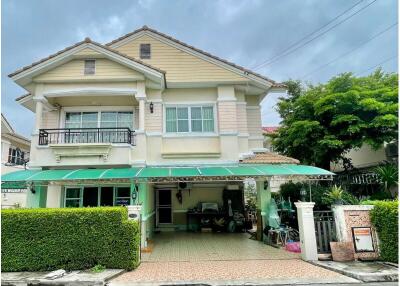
[63,111,133,144]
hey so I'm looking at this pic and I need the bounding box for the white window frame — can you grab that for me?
[163,103,217,135]
[84,59,96,75]
[61,106,135,130]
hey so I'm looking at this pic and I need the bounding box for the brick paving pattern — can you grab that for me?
[142,232,300,262]
[113,233,349,284]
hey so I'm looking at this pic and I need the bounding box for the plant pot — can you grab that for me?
[330,242,354,262]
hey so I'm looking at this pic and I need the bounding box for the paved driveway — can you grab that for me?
[142,232,300,262]
[111,232,357,285]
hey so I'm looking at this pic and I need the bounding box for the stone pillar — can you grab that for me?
[295,202,318,261]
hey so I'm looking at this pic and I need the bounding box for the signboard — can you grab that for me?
[352,227,374,252]
[115,198,130,206]
[1,189,27,193]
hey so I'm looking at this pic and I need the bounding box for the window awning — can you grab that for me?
[1,164,334,186]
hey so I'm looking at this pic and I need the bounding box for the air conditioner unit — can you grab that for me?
[178,182,192,190]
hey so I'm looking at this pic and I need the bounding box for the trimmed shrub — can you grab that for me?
[2,207,140,272]
[368,201,398,263]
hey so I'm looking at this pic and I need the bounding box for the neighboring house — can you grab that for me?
[1,114,30,208]
[331,143,398,172]
[3,26,332,246]
[262,126,278,152]
[331,142,398,191]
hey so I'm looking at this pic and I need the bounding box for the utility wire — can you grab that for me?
[300,22,398,79]
[251,0,366,70]
[252,0,378,71]
[355,55,397,75]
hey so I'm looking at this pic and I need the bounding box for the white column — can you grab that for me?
[136,81,146,131]
[34,100,44,132]
[294,202,318,261]
[138,99,145,131]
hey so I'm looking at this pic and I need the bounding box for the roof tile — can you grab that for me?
[240,152,299,164]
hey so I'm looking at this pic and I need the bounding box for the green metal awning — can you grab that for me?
[1,164,334,186]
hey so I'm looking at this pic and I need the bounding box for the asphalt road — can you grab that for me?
[284,284,398,286]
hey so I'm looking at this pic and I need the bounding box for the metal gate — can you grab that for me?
[314,211,336,253]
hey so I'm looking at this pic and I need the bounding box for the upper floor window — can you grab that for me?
[165,106,214,133]
[84,59,96,75]
[8,147,25,165]
[140,44,151,59]
[65,111,133,130]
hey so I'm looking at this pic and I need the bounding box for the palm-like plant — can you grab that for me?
[375,164,398,197]
[323,185,344,205]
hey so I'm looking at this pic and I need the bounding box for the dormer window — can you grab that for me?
[84,59,96,75]
[140,44,151,59]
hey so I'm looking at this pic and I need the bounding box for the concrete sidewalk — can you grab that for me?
[1,269,124,286]
[311,260,398,282]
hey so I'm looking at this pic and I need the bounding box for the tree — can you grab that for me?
[272,69,398,170]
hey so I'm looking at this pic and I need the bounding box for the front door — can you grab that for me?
[156,189,172,225]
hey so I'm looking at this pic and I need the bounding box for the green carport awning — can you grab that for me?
[1,164,334,185]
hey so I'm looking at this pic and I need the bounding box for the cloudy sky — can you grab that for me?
[2,0,398,137]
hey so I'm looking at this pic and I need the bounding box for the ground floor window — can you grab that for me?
[64,186,132,207]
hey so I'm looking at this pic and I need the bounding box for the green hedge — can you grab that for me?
[369,201,398,263]
[2,207,140,272]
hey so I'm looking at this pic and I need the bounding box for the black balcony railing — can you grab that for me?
[38,128,136,146]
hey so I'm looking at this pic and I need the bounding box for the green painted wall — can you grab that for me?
[256,180,271,241]
[26,185,47,208]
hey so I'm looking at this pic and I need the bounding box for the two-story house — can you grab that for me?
[3,26,332,246]
[1,114,30,208]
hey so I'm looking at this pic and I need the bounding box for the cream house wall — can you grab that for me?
[113,35,248,83]
[23,37,268,168]
[32,82,264,167]
[34,59,144,82]
[42,110,60,129]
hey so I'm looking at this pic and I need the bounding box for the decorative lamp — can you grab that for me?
[149,102,154,113]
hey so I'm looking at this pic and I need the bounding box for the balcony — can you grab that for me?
[38,128,136,146]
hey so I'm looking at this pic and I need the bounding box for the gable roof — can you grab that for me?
[1,114,30,145]
[240,152,299,164]
[8,37,165,79]
[107,26,285,88]
[1,113,15,133]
